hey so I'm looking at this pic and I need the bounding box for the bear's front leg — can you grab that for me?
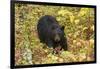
[45,39,54,48]
[60,39,67,51]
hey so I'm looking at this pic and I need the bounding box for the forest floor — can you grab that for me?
[15,4,95,65]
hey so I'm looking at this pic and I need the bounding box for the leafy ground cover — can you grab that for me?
[15,4,95,65]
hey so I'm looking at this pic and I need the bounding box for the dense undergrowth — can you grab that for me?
[15,4,95,65]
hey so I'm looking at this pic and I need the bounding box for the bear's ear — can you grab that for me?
[61,26,65,30]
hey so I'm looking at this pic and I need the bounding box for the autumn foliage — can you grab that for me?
[15,4,95,65]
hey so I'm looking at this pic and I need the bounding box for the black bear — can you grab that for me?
[37,15,67,53]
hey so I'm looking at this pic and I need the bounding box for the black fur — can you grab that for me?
[37,15,67,52]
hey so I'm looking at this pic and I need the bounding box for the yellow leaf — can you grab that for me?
[58,10,71,16]
[83,27,88,31]
[56,17,61,21]
[91,25,94,31]
[58,10,67,16]
[75,19,80,24]
[58,58,63,62]
[76,42,81,47]
[78,8,89,17]
[69,15,75,23]
[79,53,86,61]
[58,10,74,23]
[73,40,76,44]
[89,39,94,45]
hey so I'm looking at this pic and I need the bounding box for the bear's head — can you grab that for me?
[51,25,65,42]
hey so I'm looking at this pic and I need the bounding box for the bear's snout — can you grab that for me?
[54,34,60,42]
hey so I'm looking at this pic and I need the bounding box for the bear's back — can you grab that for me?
[38,15,58,25]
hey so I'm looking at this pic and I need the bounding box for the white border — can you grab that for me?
[0,0,99,69]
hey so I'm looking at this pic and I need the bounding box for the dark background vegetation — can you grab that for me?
[15,4,95,65]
